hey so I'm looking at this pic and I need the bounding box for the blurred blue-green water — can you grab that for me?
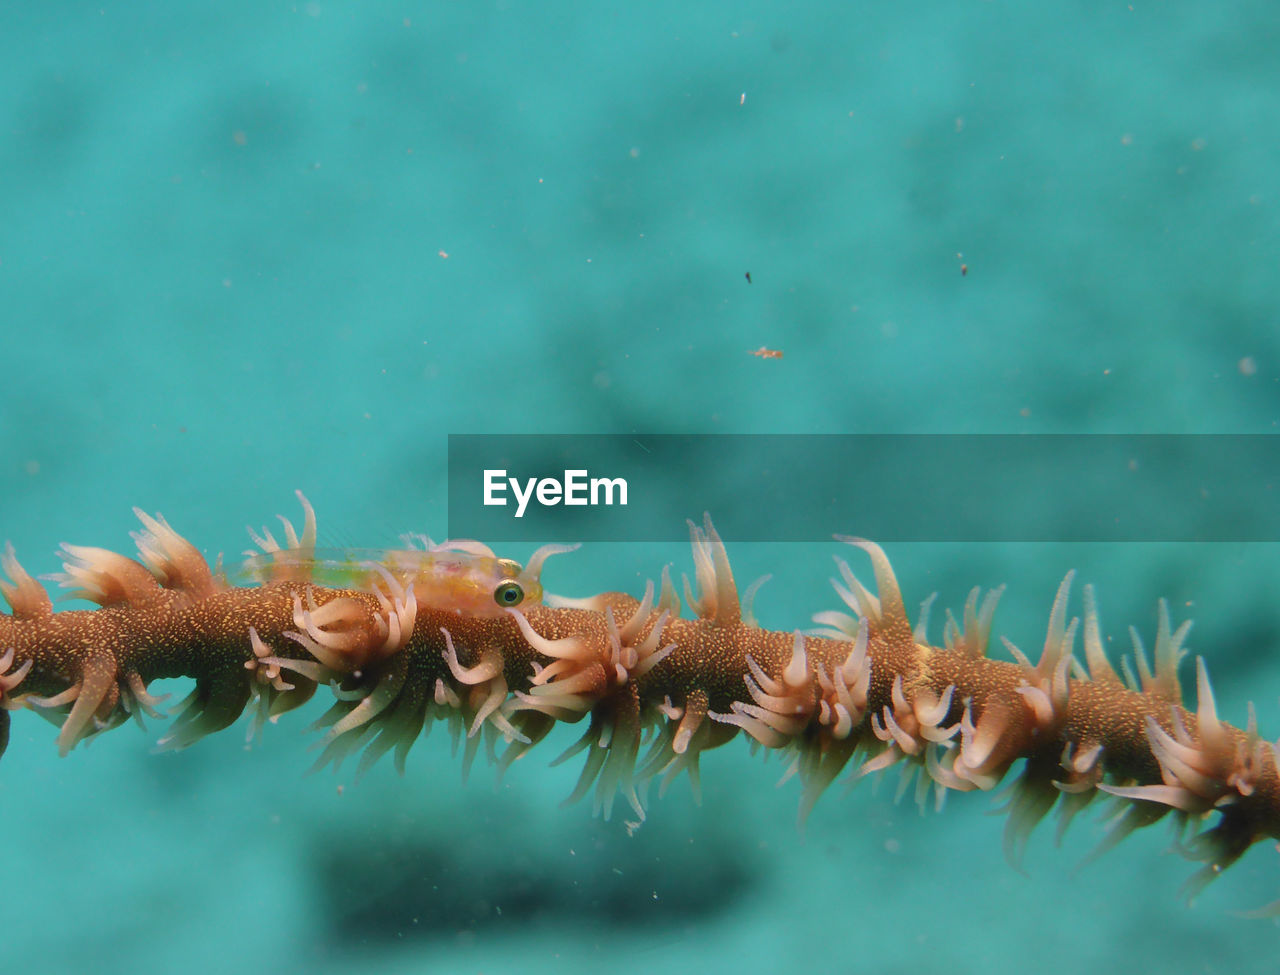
[2,2,1279,973]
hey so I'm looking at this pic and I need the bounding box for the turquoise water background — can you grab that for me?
[3,2,1279,972]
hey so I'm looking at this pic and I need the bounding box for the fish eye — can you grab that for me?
[493,581,524,606]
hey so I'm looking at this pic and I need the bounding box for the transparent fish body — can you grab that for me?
[241,535,576,617]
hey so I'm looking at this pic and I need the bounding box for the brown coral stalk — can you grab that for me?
[0,498,1275,898]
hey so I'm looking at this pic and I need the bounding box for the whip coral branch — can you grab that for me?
[1,496,1278,899]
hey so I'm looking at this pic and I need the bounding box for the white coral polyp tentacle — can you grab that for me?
[624,608,674,681]
[438,627,528,742]
[1,543,53,619]
[245,627,296,693]
[833,537,910,631]
[519,541,582,599]
[130,508,218,598]
[948,700,1012,790]
[0,646,34,708]
[507,592,675,723]
[810,609,861,642]
[923,742,979,793]
[709,631,816,747]
[1100,655,1249,818]
[602,606,631,683]
[1099,658,1246,815]
[507,608,593,663]
[862,676,959,776]
[121,670,168,720]
[1126,599,1192,700]
[243,491,319,583]
[614,581,655,655]
[441,629,503,685]
[1227,703,1266,798]
[361,561,418,657]
[433,678,462,709]
[1005,572,1077,736]
[942,585,1005,657]
[114,671,163,731]
[242,627,300,740]
[1013,650,1073,730]
[1080,584,1120,684]
[1054,740,1104,794]
[249,490,317,555]
[656,564,682,618]
[129,513,177,576]
[52,544,162,607]
[506,609,608,716]
[912,592,937,643]
[829,557,881,624]
[319,657,410,746]
[682,515,740,628]
[814,621,872,740]
[284,589,372,671]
